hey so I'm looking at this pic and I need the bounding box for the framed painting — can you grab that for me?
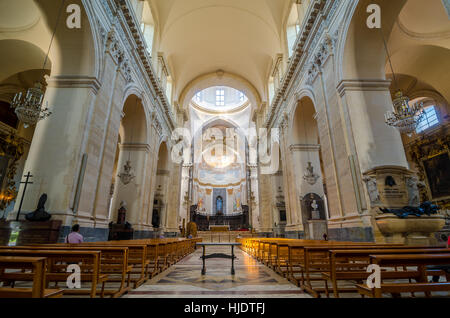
[422,151,450,199]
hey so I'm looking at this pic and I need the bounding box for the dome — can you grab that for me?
[192,86,249,113]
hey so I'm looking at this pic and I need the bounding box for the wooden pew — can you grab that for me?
[356,254,450,298]
[0,249,104,298]
[287,243,402,296]
[73,241,150,288]
[326,248,450,298]
[0,256,63,298]
[20,245,132,297]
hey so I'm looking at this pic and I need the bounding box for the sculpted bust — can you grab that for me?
[25,193,52,222]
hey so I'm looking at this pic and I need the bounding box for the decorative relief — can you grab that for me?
[0,131,25,212]
[303,162,320,186]
[363,176,381,206]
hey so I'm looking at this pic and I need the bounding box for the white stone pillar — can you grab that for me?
[248,164,260,231]
[337,80,409,173]
[9,77,100,228]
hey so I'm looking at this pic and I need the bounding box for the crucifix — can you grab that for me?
[16,172,33,221]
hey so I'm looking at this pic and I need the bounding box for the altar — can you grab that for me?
[209,225,230,232]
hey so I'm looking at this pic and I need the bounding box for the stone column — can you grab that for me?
[179,163,192,227]
[337,80,408,172]
[9,76,100,229]
[279,118,304,237]
[165,160,182,235]
[337,80,445,244]
[248,164,260,231]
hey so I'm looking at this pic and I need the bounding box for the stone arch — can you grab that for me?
[387,45,450,103]
[32,0,97,77]
[178,71,262,114]
[0,39,51,83]
[290,96,319,147]
[121,85,153,144]
[338,0,407,82]
[287,88,317,136]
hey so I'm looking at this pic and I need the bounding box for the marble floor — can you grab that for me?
[123,246,311,298]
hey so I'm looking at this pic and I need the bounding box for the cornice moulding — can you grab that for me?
[336,79,392,97]
[46,76,102,94]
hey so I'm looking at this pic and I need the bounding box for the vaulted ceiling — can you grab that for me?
[148,0,292,103]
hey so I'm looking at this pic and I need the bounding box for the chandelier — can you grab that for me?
[11,82,52,128]
[384,91,424,135]
[9,0,67,128]
[379,27,424,135]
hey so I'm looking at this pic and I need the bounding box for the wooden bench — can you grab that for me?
[0,256,63,298]
[23,245,132,297]
[326,248,450,298]
[288,243,402,296]
[72,241,150,288]
[0,249,105,298]
[356,254,450,298]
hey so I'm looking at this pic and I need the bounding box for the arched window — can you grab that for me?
[216,88,225,106]
[268,77,275,104]
[195,91,203,103]
[286,1,311,57]
[416,105,440,133]
[139,1,155,56]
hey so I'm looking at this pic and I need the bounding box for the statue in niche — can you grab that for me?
[117,201,127,224]
[405,176,423,207]
[216,196,223,215]
[25,193,51,222]
[363,176,381,205]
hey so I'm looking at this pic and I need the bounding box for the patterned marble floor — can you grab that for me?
[124,246,311,298]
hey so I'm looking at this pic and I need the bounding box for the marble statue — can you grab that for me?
[311,200,320,220]
[405,176,421,207]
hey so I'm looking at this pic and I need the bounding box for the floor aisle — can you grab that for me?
[124,246,311,298]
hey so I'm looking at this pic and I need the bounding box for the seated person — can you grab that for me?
[65,224,84,244]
